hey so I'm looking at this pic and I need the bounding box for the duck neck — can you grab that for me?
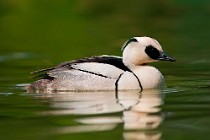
[122,54,146,71]
[123,60,144,71]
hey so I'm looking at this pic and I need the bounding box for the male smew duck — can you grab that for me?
[28,37,175,92]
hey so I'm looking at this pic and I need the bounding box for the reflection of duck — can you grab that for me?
[28,37,175,92]
[38,89,163,134]
[121,90,163,130]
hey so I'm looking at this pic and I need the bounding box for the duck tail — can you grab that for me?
[27,79,51,93]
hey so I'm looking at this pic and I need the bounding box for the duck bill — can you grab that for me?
[158,51,176,62]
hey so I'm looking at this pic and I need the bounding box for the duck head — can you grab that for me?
[122,37,175,69]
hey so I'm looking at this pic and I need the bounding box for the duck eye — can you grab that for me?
[121,38,138,51]
[145,45,160,59]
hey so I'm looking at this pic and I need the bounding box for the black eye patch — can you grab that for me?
[121,38,138,51]
[145,45,160,59]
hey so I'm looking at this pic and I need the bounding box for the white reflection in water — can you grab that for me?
[57,124,117,134]
[37,89,163,140]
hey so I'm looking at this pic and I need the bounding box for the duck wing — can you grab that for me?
[56,55,130,71]
[32,55,130,80]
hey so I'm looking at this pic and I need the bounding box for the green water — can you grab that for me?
[1,0,210,140]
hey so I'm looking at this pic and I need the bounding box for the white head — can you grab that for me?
[122,36,175,69]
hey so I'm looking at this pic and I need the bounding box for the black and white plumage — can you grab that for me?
[28,37,175,92]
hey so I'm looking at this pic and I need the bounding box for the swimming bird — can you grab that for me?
[27,37,175,93]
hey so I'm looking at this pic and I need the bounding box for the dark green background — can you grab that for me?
[0,0,210,140]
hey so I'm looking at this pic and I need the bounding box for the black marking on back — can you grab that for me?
[145,45,160,60]
[33,73,54,80]
[31,56,130,80]
[121,38,138,51]
[73,68,112,79]
[58,56,131,72]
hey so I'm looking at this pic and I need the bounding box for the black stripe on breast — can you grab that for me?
[115,73,124,99]
[115,73,123,92]
[131,72,143,92]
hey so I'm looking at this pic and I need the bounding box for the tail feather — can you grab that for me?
[31,67,54,74]
[31,67,55,80]
[27,79,51,93]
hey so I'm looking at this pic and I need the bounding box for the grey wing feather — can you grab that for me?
[31,55,129,80]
